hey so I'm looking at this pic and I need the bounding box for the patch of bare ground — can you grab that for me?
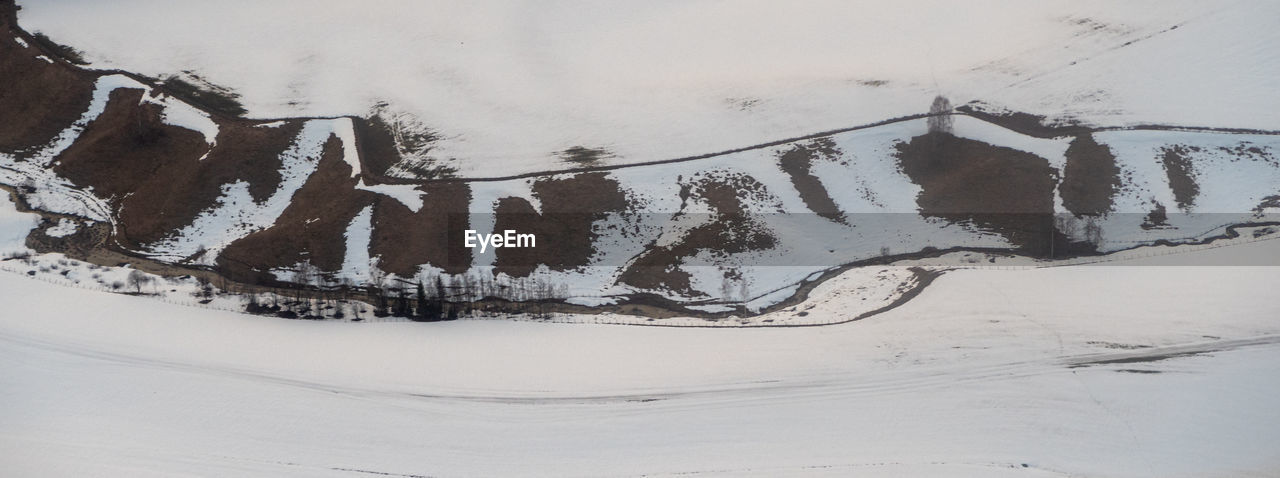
[370,182,472,276]
[1141,200,1170,230]
[217,137,376,284]
[895,131,1068,256]
[955,103,1091,138]
[1256,195,1280,214]
[1160,145,1200,211]
[26,218,109,258]
[558,146,614,167]
[356,104,453,180]
[1060,134,1120,216]
[0,15,95,155]
[351,115,401,177]
[492,172,628,277]
[776,138,848,224]
[617,173,778,296]
[114,119,300,246]
[51,89,205,240]
[49,87,305,249]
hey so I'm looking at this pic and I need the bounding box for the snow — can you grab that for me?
[563,296,619,307]
[353,179,422,212]
[0,192,38,256]
[686,303,734,313]
[42,218,77,238]
[330,117,361,177]
[336,205,373,283]
[17,1,1275,177]
[140,91,220,149]
[2,239,1279,476]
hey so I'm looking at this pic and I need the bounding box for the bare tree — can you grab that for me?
[1084,216,1104,247]
[127,270,150,294]
[927,95,953,134]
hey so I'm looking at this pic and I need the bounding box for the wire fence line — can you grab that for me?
[3,230,1277,327]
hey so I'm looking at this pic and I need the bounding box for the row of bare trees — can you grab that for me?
[244,259,574,320]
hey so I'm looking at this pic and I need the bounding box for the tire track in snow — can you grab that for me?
[3,327,1277,411]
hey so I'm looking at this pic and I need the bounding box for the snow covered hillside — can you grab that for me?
[3,0,1278,316]
[16,1,1280,176]
[3,240,1279,477]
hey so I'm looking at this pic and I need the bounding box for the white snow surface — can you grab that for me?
[353,179,423,212]
[2,240,1279,476]
[41,218,76,238]
[0,193,38,256]
[140,91,219,149]
[16,1,1278,177]
[337,205,374,284]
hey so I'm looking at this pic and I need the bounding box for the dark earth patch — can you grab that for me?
[119,120,303,247]
[1060,134,1120,216]
[776,138,847,224]
[955,102,1091,138]
[559,146,613,167]
[357,105,453,180]
[0,15,95,155]
[1141,200,1170,230]
[895,131,1066,256]
[1160,145,1200,211]
[28,31,87,65]
[49,87,305,248]
[492,172,628,277]
[352,115,400,177]
[618,173,779,296]
[159,73,246,118]
[218,136,376,284]
[369,182,471,276]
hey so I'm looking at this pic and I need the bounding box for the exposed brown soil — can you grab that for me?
[954,103,1091,138]
[0,15,95,155]
[776,138,847,224]
[559,146,613,167]
[617,173,779,296]
[1141,200,1170,230]
[1060,134,1120,216]
[896,131,1064,256]
[49,88,305,249]
[217,137,376,283]
[369,182,472,276]
[351,115,399,177]
[492,172,628,277]
[26,217,110,259]
[1160,145,1200,211]
[112,120,301,247]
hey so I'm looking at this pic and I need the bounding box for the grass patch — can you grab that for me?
[160,72,247,117]
[30,31,88,65]
[559,146,613,167]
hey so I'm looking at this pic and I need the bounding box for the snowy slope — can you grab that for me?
[3,240,1279,476]
[16,1,1277,177]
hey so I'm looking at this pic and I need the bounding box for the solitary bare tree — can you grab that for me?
[127,269,149,294]
[927,95,953,134]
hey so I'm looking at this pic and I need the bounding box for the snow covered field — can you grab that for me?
[3,239,1278,477]
[17,1,1279,176]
